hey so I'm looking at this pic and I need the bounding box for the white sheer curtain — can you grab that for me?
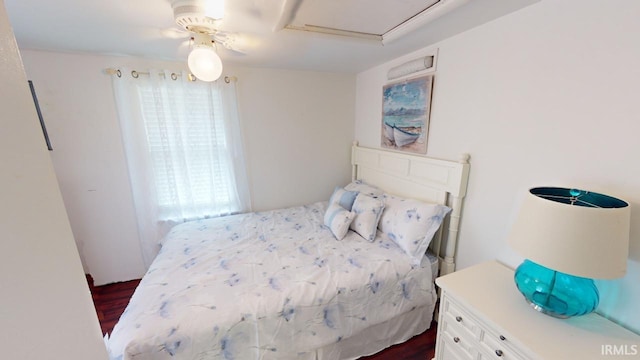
[112,69,251,268]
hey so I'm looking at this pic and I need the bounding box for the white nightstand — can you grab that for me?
[434,261,640,359]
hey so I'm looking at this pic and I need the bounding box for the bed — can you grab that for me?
[106,143,470,360]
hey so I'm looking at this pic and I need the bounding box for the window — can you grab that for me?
[138,83,238,219]
[112,69,250,267]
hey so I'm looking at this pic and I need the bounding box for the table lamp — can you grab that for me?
[508,187,630,318]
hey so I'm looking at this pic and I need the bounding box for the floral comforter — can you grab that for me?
[106,202,436,360]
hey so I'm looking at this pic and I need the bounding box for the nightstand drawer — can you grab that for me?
[480,329,529,360]
[438,325,475,360]
[477,345,527,360]
[443,298,482,339]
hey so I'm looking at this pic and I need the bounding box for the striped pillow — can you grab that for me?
[324,203,356,240]
[329,186,358,211]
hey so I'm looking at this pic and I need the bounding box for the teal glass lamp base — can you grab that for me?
[514,260,599,318]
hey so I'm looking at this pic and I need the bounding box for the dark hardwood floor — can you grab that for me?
[88,275,140,336]
[359,325,437,360]
[88,276,437,359]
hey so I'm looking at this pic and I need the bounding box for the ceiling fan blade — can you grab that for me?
[161,27,191,40]
[222,47,248,56]
[213,31,252,55]
[176,38,193,56]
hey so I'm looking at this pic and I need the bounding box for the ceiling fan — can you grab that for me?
[169,0,243,81]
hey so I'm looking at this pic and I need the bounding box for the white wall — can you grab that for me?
[355,0,640,333]
[0,1,108,358]
[20,50,355,285]
[235,67,355,211]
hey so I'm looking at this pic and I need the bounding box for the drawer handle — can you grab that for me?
[495,349,504,357]
[455,316,463,322]
[499,335,506,341]
[453,336,460,343]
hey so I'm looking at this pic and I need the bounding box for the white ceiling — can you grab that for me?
[4,0,538,73]
[288,0,441,35]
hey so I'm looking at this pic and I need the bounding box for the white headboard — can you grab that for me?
[351,142,470,276]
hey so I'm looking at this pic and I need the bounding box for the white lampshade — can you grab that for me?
[508,187,630,279]
[188,46,223,82]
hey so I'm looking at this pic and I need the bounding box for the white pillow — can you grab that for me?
[378,194,451,262]
[324,203,356,240]
[344,180,384,198]
[329,186,358,211]
[350,193,385,242]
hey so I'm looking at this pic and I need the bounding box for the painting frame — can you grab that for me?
[381,74,434,154]
[28,80,53,151]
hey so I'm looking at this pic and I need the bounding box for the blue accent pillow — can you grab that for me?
[329,186,358,211]
[324,203,356,240]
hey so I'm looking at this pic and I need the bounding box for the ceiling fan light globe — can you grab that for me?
[188,47,223,82]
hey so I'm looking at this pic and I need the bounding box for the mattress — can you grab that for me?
[106,202,437,360]
[426,249,439,281]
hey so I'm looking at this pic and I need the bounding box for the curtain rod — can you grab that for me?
[104,68,237,83]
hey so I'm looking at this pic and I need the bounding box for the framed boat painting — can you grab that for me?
[381,75,433,154]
